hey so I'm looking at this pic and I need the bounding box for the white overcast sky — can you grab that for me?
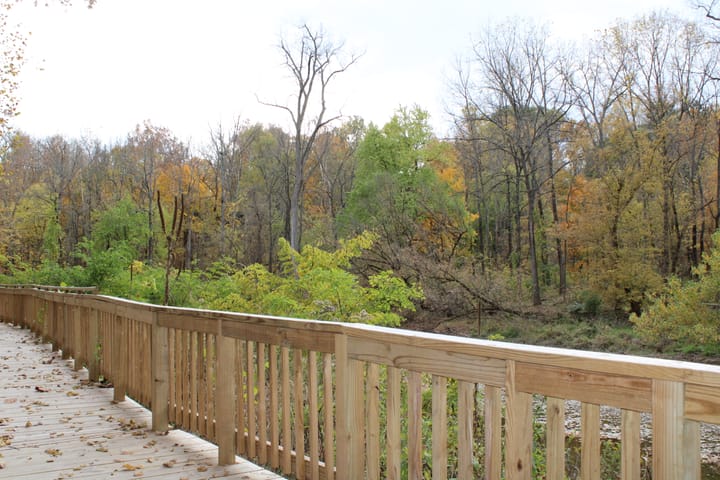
[9,0,701,146]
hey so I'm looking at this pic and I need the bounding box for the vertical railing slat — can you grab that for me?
[546,396,565,480]
[457,380,474,480]
[322,352,334,480]
[257,342,268,465]
[293,349,305,480]
[408,370,423,480]
[309,351,319,480]
[621,409,641,480]
[270,344,280,469]
[281,346,292,475]
[386,366,401,480]
[366,362,380,480]
[247,341,257,459]
[216,332,236,465]
[581,402,601,479]
[432,375,448,480]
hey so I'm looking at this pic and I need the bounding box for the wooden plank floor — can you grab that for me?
[0,322,286,480]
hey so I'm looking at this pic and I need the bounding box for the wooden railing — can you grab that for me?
[1,284,719,479]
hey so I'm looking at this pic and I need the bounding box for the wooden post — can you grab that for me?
[46,299,55,348]
[652,380,700,480]
[86,308,100,382]
[112,315,126,403]
[334,334,349,479]
[151,312,169,432]
[216,328,237,465]
[61,302,71,359]
[505,360,533,480]
[73,305,83,371]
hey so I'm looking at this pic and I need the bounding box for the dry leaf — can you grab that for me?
[122,463,143,471]
[35,386,49,393]
[25,421,32,427]
[66,391,79,397]
[197,465,208,472]
[44,448,62,457]
[162,459,176,468]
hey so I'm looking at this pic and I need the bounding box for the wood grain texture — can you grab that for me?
[546,397,565,480]
[515,362,652,412]
[0,322,282,479]
[581,402,600,480]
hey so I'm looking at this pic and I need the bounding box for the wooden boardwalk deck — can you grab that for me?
[0,322,285,480]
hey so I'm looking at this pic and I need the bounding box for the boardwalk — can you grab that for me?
[0,322,285,480]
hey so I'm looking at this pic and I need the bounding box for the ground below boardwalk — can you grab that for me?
[0,322,285,480]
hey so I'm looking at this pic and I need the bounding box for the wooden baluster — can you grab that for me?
[309,351,319,480]
[269,344,280,469]
[257,342,268,465]
[432,375,448,480]
[281,346,292,475]
[621,409,641,480]
[485,385,503,480]
[293,349,305,480]
[190,330,198,433]
[247,341,257,459]
[386,366,401,480]
[322,352,334,480]
[457,380,474,480]
[366,362,380,480]
[581,402,600,479]
[546,397,565,480]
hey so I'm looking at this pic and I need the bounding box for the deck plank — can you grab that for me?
[0,322,285,480]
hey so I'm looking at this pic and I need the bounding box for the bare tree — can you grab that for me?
[457,20,572,305]
[260,24,360,250]
[208,119,260,257]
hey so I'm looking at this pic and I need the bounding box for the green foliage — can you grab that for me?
[339,106,474,252]
[632,231,720,349]
[90,196,148,254]
[203,232,423,326]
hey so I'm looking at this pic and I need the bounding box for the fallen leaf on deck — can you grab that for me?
[44,448,62,456]
[25,421,32,427]
[122,463,143,471]
[197,465,208,472]
[66,391,79,397]
[162,459,176,468]
[35,386,49,393]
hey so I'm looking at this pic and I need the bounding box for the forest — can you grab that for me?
[2,11,720,351]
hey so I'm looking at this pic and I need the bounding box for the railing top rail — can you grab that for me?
[0,284,98,294]
[3,284,720,388]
